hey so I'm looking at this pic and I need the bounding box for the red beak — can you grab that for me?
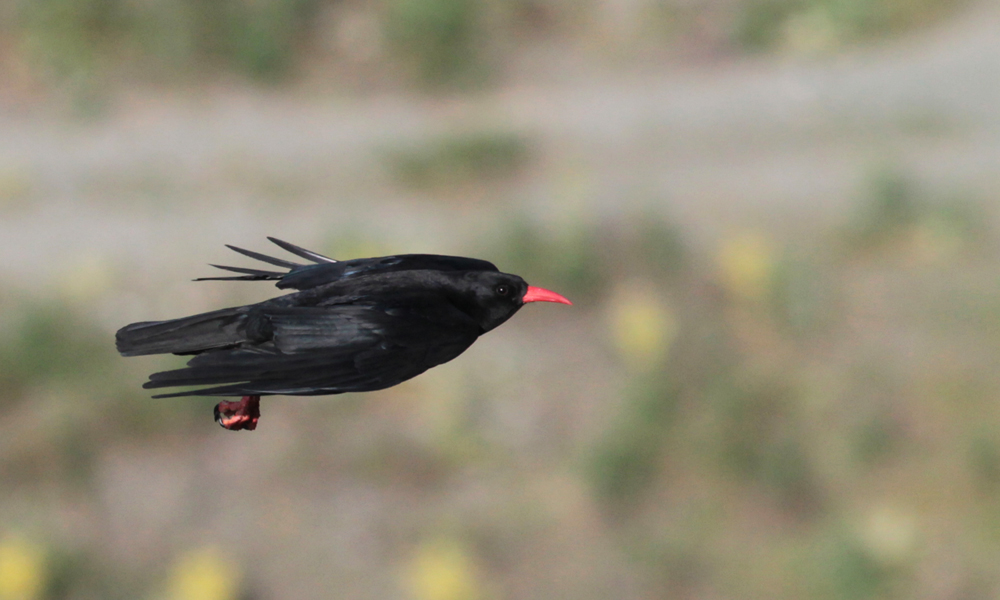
[522,286,572,305]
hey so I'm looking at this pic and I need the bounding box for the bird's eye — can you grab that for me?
[495,284,510,296]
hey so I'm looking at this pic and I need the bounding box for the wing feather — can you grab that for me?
[143,300,479,397]
[268,237,337,263]
[225,244,303,268]
[194,238,497,292]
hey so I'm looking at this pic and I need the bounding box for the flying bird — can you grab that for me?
[116,238,571,431]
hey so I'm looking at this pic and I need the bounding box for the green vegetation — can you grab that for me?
[383,0,488,86]
[4,166,1000,597]
[2,0,967,93]
[736,0,967,52]
[539,171,997,597]
[385,130,532,189]
[589,371,681,509]
[12,0,324,83]
[0,301,112,405]
[842,168,987,259]
[494,217,605,300]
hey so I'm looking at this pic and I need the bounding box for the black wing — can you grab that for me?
[196,237,498,291]
[142,300,480,397]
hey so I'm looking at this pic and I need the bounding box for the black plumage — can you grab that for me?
[116,238,570,428]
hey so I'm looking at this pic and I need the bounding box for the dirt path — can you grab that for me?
[1,3,998,289]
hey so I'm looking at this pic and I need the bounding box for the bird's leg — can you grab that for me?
[214,396,261,431]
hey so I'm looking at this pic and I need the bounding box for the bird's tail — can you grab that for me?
[116,306,251,357]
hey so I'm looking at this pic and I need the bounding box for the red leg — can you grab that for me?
[214,396,261,431]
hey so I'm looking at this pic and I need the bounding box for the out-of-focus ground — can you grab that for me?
[2,1,1000,599]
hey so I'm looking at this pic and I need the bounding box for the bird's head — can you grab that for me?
[453,271,572,333]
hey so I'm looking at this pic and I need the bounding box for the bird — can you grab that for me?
[116,237,571,431]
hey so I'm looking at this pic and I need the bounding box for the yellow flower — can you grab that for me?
[716,231,776,303]
[405,538,482,600]
[167,547,240,600]
[607,281,676,371]
[0,536,45,600]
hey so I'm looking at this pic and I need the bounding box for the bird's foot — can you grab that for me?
[214,396,261,431]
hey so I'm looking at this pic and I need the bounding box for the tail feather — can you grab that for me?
[116,306,250,357]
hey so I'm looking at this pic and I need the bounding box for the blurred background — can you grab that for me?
[1,0,1000,598]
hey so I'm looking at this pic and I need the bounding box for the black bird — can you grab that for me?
[116,237,571,430]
